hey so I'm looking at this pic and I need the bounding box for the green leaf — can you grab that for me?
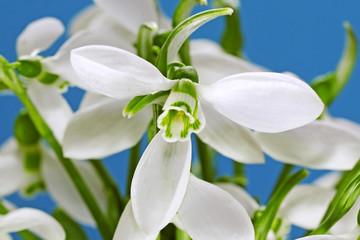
[156,7,234,75]
[173,0,208,27]
[334,22,357,94]
[53,208,88,240]
[214,0,243,56]
[137,22,158,63]
[17,59,42,78]
[14,111,41,146]
[254,169,309,240]
[123,90,169,118]
[311,159,360,235]
[311,22,357,106]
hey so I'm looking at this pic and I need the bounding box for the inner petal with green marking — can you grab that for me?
[158,79,204,142]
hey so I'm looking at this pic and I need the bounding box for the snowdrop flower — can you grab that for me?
[0,207,65,240]
[217,182,337,239]
[113,174,255,240]
[254,116,360,170]
[0,137,108,226]
[67,44,323,234]
[69,0,170,43]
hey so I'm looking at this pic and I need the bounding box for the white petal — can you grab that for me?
[131,132,192,234]
[330,198,360,235]
[314,172,341,188]
[0,139,23,196]
[329,118,360,140]
[178,175,255,240]
[41,148,107,225]
[71,45,175,99]
[44,29,134,89]
[0,208,65,240]
[279,185,336,229]
[191,39,265,85]
[255,120,360,170]
[198,72,324,133]
[93,0,157,35]
[16,17,64,57]
[113,201,158,240]
[69,5,102,35]
[0,233,12,240]
[27,81,73,143]
[198,101,264,163]
[63,98,151,159]
[215,183,259,217]
[0,153,22,196]
[296,234,355,240]
[79,92,111,109]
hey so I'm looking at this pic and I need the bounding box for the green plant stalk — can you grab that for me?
[126,141,141,197]
[0,201,41,240]
[254,169,309,240]
[269,164,294,198]
[1,66,113,240]
[196,136,215,182]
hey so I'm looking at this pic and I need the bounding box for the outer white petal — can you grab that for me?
[198,72,324,133]
[178,175,255,240]
[71,45,175,99]
[16,17,64,57]
[330,198,360,235]
[44,29,134,89]
[0,208,65,240]
[198,101,264,163]
[255,120,360,170]
[0,233,12,240]
[191,39,265,85]
[329,118,360,140]
[63,98,151,159]
[79,92,111,109]
[69,5,102,35]
[131,132,192,235]
[314,172,341,188]
[27,81,73,143]
[113,201,158,240]
[0,153,22,196]
[296,233,357,240]
[93,0,157,35]
[215,183,259,217]
[279,185,336,229]
[41,148,107,226]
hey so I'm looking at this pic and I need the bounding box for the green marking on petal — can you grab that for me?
[158,79,204,141]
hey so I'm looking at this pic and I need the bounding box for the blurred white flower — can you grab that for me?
[0,138,108,226]
[0,207,65,240]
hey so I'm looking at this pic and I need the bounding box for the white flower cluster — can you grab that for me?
[0,0,359,240]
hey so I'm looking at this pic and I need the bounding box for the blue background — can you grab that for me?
[0,0,359,239]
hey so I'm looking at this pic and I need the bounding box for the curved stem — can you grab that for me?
[2,67,113,239]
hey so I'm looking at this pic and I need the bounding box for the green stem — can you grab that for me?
[126,141,141,197]
[0,201,41,240]
[2,67,113,239]
[270,164,294,198]
[254,169,309,240]
[196,136,214,182]
[150,104,162,141]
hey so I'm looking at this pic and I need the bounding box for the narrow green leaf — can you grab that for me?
[156,7,233,75]
[173,0,208,27]
[137,22,158,63]
[123,90,169,118]
[254,169,309,240]
[333,22,358,95]
[53,208,88,240]
[311,22,357,106]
